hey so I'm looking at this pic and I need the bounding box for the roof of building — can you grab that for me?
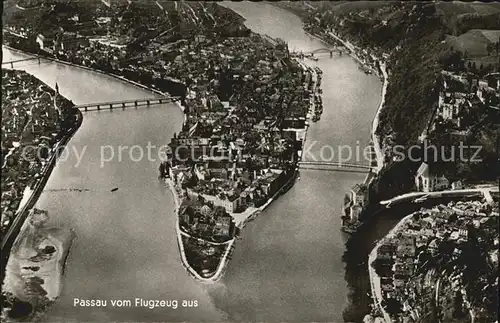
[200,204,212,217]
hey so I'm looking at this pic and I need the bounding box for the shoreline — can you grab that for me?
[371,61,388,174]
[3,45,189,124]
[2,209,76,322]
[318,30,387,174]
[166,178,235,284]
[4,43,309,284]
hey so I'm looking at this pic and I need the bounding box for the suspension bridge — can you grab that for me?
[298,160,371,173]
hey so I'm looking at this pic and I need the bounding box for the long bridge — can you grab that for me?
[298,160,371,173]
[74,97,182,111]
[292,46,350,56]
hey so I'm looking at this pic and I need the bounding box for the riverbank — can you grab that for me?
[266,6,388,175]
[371,61,388,174]
[165,178,234,284]
[367,188,499,323]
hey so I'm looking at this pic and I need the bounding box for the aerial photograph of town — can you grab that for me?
[1,1,499,322]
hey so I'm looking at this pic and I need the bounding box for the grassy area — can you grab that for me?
[446,30,499,57]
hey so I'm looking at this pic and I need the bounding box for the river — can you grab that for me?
[2,2,382,322]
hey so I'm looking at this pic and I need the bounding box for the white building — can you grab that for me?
[415,162,449,192]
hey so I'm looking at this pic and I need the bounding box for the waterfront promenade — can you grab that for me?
[371,62,388,174]
[166,178,235,283]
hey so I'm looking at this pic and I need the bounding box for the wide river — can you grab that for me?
[3,2,381,322]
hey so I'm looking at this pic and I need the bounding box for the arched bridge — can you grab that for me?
[306,47,348,55]
[298,160,371,173]
[74,96,182,112]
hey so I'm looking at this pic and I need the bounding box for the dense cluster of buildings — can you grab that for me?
[1,70,72,235]
[436,71,499,128]
[166,34,315,241]
[373,196,499,322]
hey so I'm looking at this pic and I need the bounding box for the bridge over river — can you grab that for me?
[291,46,350,58]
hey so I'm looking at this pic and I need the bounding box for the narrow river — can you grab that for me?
[3,2,382,322]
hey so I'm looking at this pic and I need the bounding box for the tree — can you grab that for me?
[471,61,477,72]
[486,43,492,56]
